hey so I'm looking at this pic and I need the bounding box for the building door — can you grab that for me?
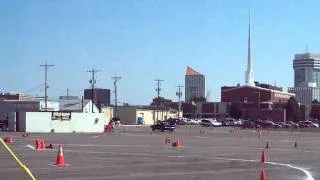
[16,112,20,132]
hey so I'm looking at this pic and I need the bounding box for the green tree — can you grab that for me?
[151,97,172,105]
[229,102,242,119]
[190,96,207,103]
[309,106,318,119]
[286,97,300,122]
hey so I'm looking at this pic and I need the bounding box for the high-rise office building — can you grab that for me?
[185,66,205,103]
[293,53,320,87]
[288,53,320,119]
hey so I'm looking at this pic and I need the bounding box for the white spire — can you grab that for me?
[245,12,255,86]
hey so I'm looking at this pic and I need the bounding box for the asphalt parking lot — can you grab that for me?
[1,126,319,180]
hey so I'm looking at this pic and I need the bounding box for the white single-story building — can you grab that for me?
[0,97,107,133]
[117,105,181,125]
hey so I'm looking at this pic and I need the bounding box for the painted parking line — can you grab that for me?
[26,145,35,150]
[21,144,317,180]
[213,157,315,180]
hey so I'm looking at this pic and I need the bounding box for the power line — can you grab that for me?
[111,75,121,119]
[87,68,100,113]
[40,62,54,111]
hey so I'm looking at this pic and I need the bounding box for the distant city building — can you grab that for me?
[84,88,110,105]
[185,66,205,103]
[293,53,320,87]
[288,53,320,119]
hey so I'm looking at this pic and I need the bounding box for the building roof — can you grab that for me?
[59,99,90,112]
[185,66,203,76]
[221,85,295,96]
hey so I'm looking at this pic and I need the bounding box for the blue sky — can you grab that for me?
[1,0,320,105]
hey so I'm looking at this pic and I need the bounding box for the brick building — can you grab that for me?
[221,83,295,121]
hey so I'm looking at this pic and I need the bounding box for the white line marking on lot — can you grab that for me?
[267,162,314,180]
[214,157,315,180]
[66,144,162,148]
[91,135,101,139]
[168,155,184,158]
[26,144,35,150]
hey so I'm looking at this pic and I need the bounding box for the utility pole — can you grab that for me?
[40,62,54,111]
[66,88,69,99]
[111,75,121,119]
[155,79,163,121]
[176,85,183,119]
[87,68,100,113]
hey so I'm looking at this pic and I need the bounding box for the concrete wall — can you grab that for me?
[8,112,16,131]
[24,112,105,133]
[101,106,113,122]
[18,112,26,132]
[117,107,136,125]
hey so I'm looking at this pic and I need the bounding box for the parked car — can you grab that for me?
[260,121,274,128]
[299,121,319,128]
[222,118,237,126]
[241,120,260,129]
[185,119,199,125]
[273,123,282,128]
[286,121,299,128]
[200,119,222,127]
[151,120,176,132]
[277,122,291,128]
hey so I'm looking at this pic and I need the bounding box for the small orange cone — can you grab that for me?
[261,151,267,163]
[265,141,269,149]
[5,136,13,144]
[260,170,266,180]
[41,139,46,150]
[55,145,65,166]
[35,139,40,150]
[172,139,181,148]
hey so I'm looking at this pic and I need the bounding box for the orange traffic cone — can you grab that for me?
[5,136,13,144]
[41,139,46,150]
[265,141,269,149]
[172,139,181,148]
[261,151,267,163]
[260,170,266,180]
[55,145,65,166]
[35,139,40,150]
